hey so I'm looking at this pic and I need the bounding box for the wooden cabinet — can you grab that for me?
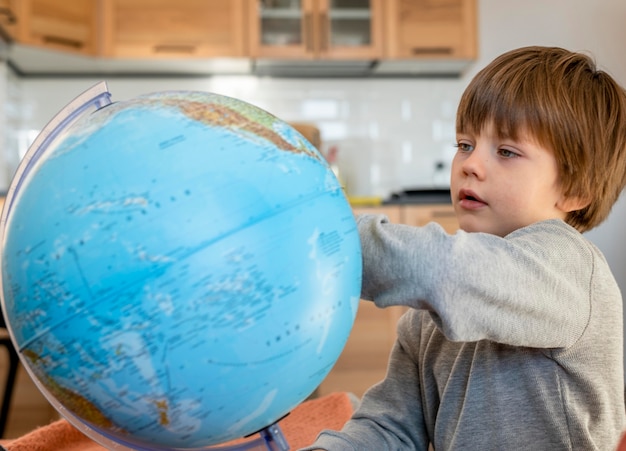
[318,203,458,398]
[2,0,477,75]
[0,0,18,41]
[351,204,401,223]
[11,0,99,55]
[402,203,459,233]
[383,0,477,60]
[100,0,248,58]
[248,0,383,60]
[352,203,459,233]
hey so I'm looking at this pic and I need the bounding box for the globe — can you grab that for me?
[0,82,361,450]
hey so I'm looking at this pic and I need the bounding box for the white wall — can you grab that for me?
[472,0,626,81]
[16,76,465,198]
[9,0,626,362]
[473,0,626,365]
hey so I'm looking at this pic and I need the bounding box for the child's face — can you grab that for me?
[450,123,570,237]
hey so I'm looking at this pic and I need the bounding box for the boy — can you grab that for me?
[303,46,626,450]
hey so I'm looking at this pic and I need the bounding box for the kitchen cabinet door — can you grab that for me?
[402,204,459,234]
[0,0,18,41]
[249,0,383,60]
[101,0,248,58]
[353,204,458,232]
[384,0,477,60]
[317,203,406,398]
[13,0,99,55]
[352,204,401,223]
[317,299,405,398]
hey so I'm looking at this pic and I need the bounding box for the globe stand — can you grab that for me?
[209,423,289,450]
[3,81,113,221]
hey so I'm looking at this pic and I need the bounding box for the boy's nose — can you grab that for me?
[461,148,487,179]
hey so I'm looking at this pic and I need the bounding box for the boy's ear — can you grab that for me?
[557,195,591,213]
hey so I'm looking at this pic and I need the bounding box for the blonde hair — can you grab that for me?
[456,46,626,232]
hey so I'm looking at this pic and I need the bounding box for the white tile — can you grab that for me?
[12,74,467,196]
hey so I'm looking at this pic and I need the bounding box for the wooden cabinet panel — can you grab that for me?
[383,0,477,60]
[14,0,99,55]
[352,203,458,233]
[318,300,405,397]
[402,203,459,233]
[4,0,477,73]
[101,0,248,58]
[351,204,401,223]
[0,0,18,41]
[249,0,383,60]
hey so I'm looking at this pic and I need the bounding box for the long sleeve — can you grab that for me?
[303,216,625,451]
[302,314,431,451]
[356,215,593,348]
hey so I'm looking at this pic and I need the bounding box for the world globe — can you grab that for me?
[0,82,361,450]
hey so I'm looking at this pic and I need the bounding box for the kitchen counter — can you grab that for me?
[383,188,451,205]
[348,189,452,208]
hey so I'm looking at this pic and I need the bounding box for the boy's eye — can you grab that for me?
[498,148,519,158]
[455,142,474,152]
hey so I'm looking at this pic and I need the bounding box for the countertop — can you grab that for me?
[382,189,451,205]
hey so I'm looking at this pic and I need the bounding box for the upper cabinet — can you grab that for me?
[0,0,18,41]
[0,0,478,76]
[10,0,99,55]
[249,0,383,60]
[100,0,248,58]
[383,0,477,60]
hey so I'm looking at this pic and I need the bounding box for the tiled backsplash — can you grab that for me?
[13,73,467,199]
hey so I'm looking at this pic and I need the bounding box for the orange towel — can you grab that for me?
[618,431,626,451]
[0,392,353,451]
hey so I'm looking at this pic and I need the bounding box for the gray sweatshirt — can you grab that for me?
[302,216,625,450]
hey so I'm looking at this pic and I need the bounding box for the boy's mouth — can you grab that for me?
[458,189,486,206]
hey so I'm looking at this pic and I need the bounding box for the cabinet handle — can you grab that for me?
[411,47,453,55]
[43,35,83,49]
[153,44,196,54]
[320,12,328,52]
[304,13,313,52]
[0,7,16,24]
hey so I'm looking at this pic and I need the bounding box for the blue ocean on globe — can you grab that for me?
[0,83,361,450]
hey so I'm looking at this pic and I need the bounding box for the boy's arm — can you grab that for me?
[356,214,593,348]
[299,312,430,451]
